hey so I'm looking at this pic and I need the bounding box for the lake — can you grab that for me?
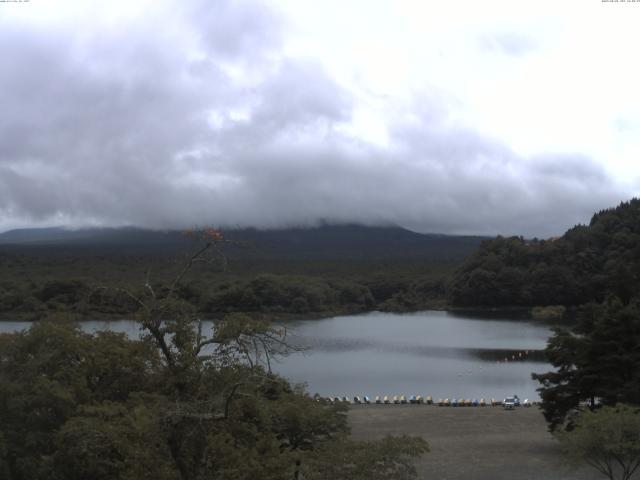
[0,310,551,400]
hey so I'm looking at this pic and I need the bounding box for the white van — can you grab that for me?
[503,397,516,410]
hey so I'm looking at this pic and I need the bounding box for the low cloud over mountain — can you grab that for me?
[0,0,636,236]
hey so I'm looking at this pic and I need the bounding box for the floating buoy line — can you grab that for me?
[496,349,533,364]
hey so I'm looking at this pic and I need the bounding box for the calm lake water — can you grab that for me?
[0,310,551,400]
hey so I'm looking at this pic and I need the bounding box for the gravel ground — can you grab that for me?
[348,404,604,480]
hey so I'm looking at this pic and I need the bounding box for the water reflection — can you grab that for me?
[291,335,546,362]
[0,310,552,400]
[274,311,551,400]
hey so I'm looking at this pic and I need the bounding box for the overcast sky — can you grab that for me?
[1,0,639,236]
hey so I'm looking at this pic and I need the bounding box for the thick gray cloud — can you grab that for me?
[0,0,631,237]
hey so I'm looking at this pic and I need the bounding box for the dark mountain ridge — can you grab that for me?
[0,225,487,261]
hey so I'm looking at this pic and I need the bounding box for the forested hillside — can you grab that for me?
[450,199,640,308]
[0,225,476,319]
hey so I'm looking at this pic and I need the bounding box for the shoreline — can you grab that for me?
[0,304,539,323]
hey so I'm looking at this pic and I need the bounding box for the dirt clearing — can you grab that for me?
[348,404,603,480]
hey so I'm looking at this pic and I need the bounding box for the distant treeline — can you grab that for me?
[0,255,452,320]
[0,224,484,319]
[8,197,640,319]
[450,198,640,308]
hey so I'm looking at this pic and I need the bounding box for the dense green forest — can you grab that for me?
[0,255,453,320]
[450,199,640,308]
[7,198,640,321]
[0,225,477,320]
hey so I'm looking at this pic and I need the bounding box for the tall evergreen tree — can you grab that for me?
[533,298,640,430]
